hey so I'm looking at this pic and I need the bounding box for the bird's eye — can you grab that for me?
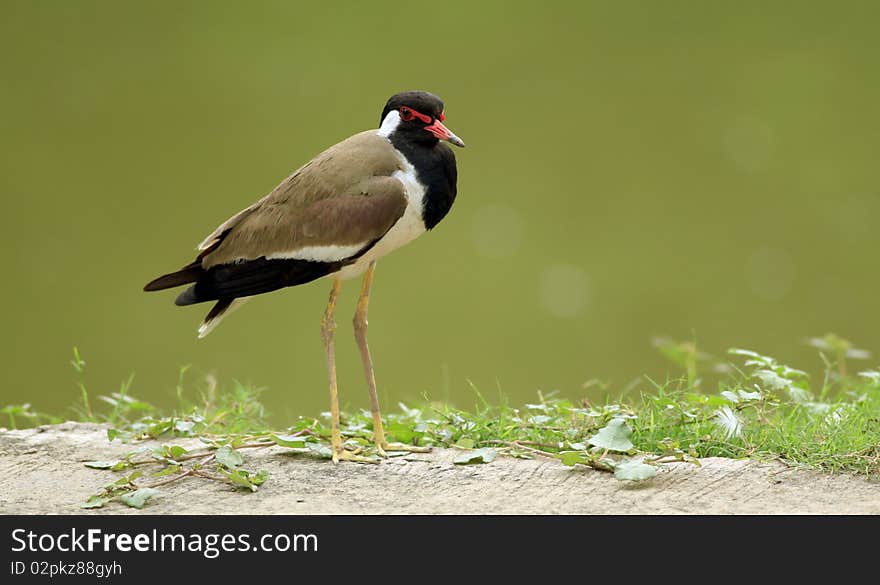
[399,107,414,121]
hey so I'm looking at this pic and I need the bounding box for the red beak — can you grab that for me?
[424,119,465,147]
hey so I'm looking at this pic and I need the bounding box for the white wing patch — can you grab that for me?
[265,243,368,263]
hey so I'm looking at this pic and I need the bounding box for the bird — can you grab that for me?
[144,90,465,463]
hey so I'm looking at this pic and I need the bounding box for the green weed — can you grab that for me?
[3,335,878,509]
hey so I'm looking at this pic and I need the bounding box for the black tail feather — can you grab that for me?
[173,257,343,306]
[205,298,234,323]
[197,297,246,338]
[144,261,204,292]
[175,285,200,306]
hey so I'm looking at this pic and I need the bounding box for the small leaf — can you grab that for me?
[728,348,761,358]
[110,428,135,443]
[147,419,174,437]
[720,391,739,403]
[174,420,195,434]
[251,469,269,486]
[84,460,120,469]
[120,488,159,509]
[453,448,497,465]
[587,418,634,452]
[558,451,585,467]
[779,365,808,379]
[306,442,334,459]
[220,469,258,492]
[454,438,475,450]
[744,359,770,368]
[215,445,244,468]
[168,445,188,459]
[151,465,182,478]
[753,369,790,391]
[738,389,763,401]
[722,389,762,403]
[614,460,658,481]
[81,495,108,509]
[271,434,307,448]
[384,421,418,443]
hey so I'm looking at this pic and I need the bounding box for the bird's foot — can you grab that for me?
[332,447,378,464]
[375,442,432,458]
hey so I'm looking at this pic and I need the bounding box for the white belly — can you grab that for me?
[334,158,427,280]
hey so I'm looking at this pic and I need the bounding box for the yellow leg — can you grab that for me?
[322,279,373,464]
[353,262,430,457]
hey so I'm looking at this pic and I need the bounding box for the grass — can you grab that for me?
[2,334,879,508]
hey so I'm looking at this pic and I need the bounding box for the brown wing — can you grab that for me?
[198,131,406,267]
[202,177,407,268]
[167,183,407,306]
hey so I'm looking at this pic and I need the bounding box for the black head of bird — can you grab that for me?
[379,91,465,148]
[144,90,465,463]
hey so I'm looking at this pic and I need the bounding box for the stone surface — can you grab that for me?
[1,422,877,514]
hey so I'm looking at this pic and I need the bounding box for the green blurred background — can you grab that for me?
[2,1,878,423]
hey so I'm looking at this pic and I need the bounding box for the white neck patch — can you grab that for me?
[377,109,400,138]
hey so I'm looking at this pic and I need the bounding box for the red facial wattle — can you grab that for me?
[400,107,465,147]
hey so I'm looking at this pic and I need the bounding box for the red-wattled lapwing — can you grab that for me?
[144,91,464,463]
